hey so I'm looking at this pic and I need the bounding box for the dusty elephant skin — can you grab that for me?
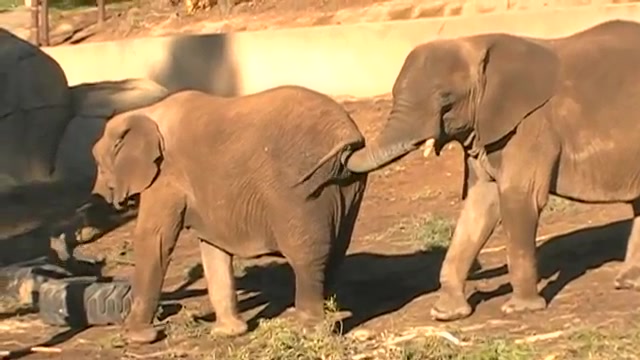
[344,19,640,321]
[90,85,368,344]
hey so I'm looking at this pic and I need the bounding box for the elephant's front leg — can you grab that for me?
[431,179,501,321]
[614,201,640,290]
[495,122,559,315]
[125,190,184,344]
[499,184,547,314]
[199,240,248,336]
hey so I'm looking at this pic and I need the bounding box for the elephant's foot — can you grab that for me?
[500,294,546,315]
[125,324,161,344]
[430,291,472,321]
[294,307,325,324]
[280,307,333,332]
[614,265,640,290]
[211,317,248,337]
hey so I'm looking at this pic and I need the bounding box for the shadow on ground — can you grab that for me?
[0,180,137,267]
[166,248,452,332]
[165,218,632,333]
[468,218,630,310]
[2,216,630,357]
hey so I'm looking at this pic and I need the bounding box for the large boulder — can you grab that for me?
[54,78,172,184]
[0,28,71,189]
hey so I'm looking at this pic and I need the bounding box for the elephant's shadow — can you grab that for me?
[162,248,452,331]
[165,218,631,332]
[468,218,630,308]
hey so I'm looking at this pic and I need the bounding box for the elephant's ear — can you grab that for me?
[105,114,164,203]
[474,34,560,147]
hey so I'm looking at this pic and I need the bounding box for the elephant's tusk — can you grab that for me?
[422,138,435,158]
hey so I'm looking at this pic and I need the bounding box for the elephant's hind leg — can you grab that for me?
[431,179,501,321]
[278,222,332,325]
[614,201,640,290]
[199,240,248,337]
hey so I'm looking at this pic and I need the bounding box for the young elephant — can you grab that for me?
[90,86,367,343]
[343,20,640,321]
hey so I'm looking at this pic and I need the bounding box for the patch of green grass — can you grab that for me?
[560,326,640,359]
[364,213,456,250]
[393,329,640,360]
[142,310,640,360]
[396,336,536,360]
[412,214,456,251]
[220,298,353,360]
[221,317,350,360]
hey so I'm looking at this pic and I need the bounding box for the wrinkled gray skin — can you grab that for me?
[0,28,169,189]
[91,86,367,344]
[344,19,640,321]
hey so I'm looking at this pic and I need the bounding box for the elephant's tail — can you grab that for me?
[293,139,365,187]
[69,79,171,119]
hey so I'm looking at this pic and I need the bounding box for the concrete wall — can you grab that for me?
[42,2,640,190]
[44,3,640,99]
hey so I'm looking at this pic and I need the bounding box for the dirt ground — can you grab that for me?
[1,97,639,359]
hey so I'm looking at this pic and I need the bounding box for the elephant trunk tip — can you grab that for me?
[343,139,424,173]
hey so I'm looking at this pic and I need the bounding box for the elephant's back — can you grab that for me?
[156,86,364,189]
[239,85,363,142]
[551,20,640,55]
[209,86,364,193]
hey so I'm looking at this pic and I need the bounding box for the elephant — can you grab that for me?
[0,28,170,191]
[90,85,368,344]
[342,19,640,321]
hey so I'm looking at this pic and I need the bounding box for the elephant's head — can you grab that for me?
[344,34,560,173]
[91,113,164,209]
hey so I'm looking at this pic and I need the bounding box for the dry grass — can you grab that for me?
[195,302,640,360]
[3,291,640,359]
[558,324,640,360]
[411,214,456,251]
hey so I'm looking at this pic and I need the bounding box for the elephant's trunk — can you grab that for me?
[343,140,420,173]
[344,99,427,173]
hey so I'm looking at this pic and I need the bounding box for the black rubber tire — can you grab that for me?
[38,276,132,327]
